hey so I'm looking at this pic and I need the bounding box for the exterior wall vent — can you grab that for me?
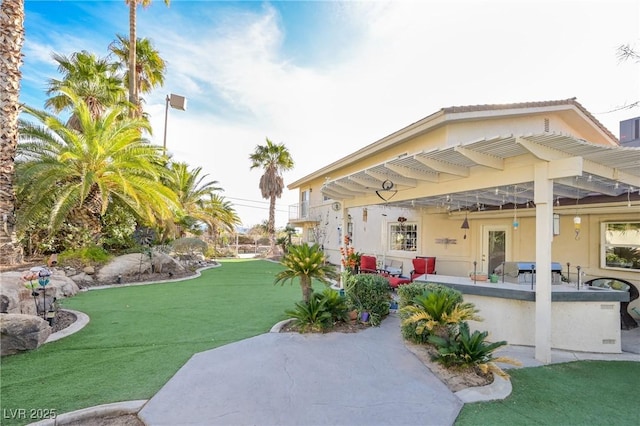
[602,339,616,345]
[600,304,615,310]
[544,118,550,132]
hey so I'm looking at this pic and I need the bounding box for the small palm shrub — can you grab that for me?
[316,288,349,323]
[400,288,479,343]
[344,273,390,326]
[285,296,332,333]
[397,282,463,308]
[427,321,520,377]
[275,243,338,303]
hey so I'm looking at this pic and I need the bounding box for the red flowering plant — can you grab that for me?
[340,235,361,270]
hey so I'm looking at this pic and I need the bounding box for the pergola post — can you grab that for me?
[534,162,554,363]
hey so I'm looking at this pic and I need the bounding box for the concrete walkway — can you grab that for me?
[138,315,463,426]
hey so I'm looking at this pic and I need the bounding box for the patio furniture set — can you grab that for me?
[359,255,436,289]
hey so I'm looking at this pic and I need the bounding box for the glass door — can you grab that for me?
[482,226,508,274]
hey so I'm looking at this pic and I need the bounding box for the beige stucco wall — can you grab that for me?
[464,294,622,353]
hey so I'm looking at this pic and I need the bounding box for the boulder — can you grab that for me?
[96,251,186,283]
[83,265,95,275]
[1,313,51,356]
[0,270,80,315]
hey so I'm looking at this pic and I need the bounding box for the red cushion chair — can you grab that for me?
[410,257,436,281]
[359,255,379,274]
[388,276,411,288]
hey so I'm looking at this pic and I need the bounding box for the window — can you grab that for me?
[389,222,417,252]
[602,222,640,270]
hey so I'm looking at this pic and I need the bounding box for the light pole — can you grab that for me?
[163,93,187,155]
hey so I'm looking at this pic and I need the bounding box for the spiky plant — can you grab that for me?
[285,296,332,333]
[274,243,338,303]
[427,322,521,378]
[400,291,480,339]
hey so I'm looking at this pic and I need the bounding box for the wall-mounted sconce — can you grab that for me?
[553,214,560,236]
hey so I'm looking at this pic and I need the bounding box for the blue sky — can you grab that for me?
[21,0,640,227]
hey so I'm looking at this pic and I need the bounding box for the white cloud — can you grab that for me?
[23,0,640,228]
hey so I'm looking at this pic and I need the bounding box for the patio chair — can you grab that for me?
[410,256,436,281]
[359,255,382,274]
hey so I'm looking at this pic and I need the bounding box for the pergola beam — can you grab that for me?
[454,146,504,170]
[365,170,417,187]
[414,155,470,177]
[383,163,439,182]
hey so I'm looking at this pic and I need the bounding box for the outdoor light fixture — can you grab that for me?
[461,213,469,239]
[163,93,187,155]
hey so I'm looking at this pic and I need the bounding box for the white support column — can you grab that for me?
[534,163,554,364]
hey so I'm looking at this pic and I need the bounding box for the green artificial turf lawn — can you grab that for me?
[455,360,640,425]
[0,259,311,425]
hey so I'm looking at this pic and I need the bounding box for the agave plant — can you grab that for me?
[274,243,338,303]
[427,322,521,377]
[315,288,349,324]
[400,291,480,339]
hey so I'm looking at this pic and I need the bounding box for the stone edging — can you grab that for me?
[28,400,147,426]
[45,309,90,343]
[86,263,221,291]
[454,372,512,403]
[270,318,295,333]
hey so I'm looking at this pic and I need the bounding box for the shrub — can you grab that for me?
[58,245,112,267]
[344,273,390,326]
[400,287,479,343]
[397,282,463,308]
[315,288,349,324]
[427,321,519,376]
[285,295,332,333]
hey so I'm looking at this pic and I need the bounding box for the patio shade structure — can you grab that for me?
[320,133,640,363]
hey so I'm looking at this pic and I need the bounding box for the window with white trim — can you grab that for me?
[389,222,418,252]
[601,222,640,270]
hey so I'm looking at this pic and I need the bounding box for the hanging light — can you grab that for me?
[461,212,470,239]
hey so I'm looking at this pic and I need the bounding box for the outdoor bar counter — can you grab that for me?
[413,274,629,353]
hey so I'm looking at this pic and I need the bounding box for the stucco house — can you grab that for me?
[287,98,640,363]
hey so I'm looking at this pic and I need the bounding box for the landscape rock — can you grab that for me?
[0,270,80,315]
[96,251,186,283]
[0,313,51,356]
[83,266,95,275]
[70,272,95,285]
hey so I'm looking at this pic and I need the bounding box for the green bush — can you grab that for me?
[58,245,112,266]
[399,284,475,343]
[397,282,463,308]
[316,288,349,323]
[344,274,390,326]
[427,321,510,374]
[285,296,332,333]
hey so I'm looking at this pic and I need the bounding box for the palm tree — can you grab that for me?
[274,243,338,303]
[0,0,25,265]
[249,138,294,255]
[16,90,178,243]
[46,51,126,125]
[200,194,241,255]
[164,162,222,238]
[124,0,170,116]
[109,34,166,112]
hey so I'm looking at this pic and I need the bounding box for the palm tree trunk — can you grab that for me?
[300,275,312,303]
[128,1,138,117]
[268,193,276,255]
[0,0,25,265]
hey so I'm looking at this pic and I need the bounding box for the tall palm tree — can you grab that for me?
[249,138,294,255]
[124,0,170,116]
[0,0,25,265]
[17,90,178,243]
[109,34,166,112]
[46,51,126,127]
[164,162,222,238]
